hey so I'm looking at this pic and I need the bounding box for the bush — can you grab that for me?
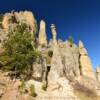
[18,80,26,94]
[41,82,47,91]
[30,84,37,97]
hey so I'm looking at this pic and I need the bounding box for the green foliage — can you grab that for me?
[41,82,47,91]
[30,84,37,97]
[68,36,74,44]
[18,80,26,94]
[0,23,40,76]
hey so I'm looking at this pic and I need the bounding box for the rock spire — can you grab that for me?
[79,40,95,79]
[38,20,47,46]
[50,24,57,46]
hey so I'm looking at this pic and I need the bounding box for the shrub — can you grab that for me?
[18,80,26,94]
[30,84,37,97]
[41,82,47,91]
[68,36,74,45]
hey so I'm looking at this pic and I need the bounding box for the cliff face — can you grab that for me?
[0,11,100,100]
[0,11,37,43]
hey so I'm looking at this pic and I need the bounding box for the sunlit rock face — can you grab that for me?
[38,20,47,46]
[79,40,96,79]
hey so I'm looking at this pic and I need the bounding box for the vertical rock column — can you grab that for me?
[50,24,57,46]
[38,20,47,46]
[79,41,95,79]
[48,24,64,86]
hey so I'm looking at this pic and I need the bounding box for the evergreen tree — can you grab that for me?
[68,36,74,44]
[0,23,40,78]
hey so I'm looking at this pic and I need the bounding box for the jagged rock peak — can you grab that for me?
[79,40,84,48]
[79,40,88,55]
[50,24,57,46]
[79,40,95,79]
[50,24,57,39]
[38,20,47,46]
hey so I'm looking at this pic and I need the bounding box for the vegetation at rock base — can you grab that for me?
[41,82,47,91]
[30,84,37,97]
[18,80,26,94]
[0,22,41,79]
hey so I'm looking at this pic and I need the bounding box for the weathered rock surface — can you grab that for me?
[39,20,47,46]
[58,41,80,80]
[96,67,100,83]
[32,57,47,82]
[79,41,95,79]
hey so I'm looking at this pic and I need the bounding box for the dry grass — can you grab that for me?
[73,82,100,100]
[74,90,100,100]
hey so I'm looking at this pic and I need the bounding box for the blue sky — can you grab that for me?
[0,0,100,69]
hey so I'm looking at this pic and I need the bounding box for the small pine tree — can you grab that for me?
[68,36,74,44]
